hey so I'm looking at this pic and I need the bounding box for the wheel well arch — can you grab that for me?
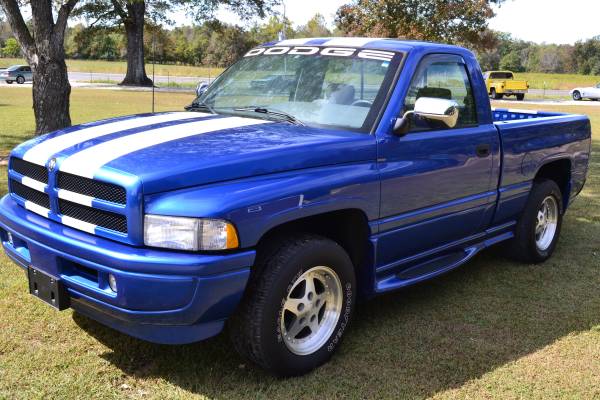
[534,158,572,208]
[254,208,372,294]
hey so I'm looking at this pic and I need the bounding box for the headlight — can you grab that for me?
[144,215,239,251]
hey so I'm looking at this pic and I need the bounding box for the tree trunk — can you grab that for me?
[0,0,77,134]
[30,56,72,134]
[121,1,153,86]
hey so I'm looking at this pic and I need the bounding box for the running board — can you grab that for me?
[375,231,513,293]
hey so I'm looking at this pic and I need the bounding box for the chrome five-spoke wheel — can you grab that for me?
[280,266,343,355]
[535,195,558,251]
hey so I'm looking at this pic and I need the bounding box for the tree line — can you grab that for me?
[0,14,331,68]
[479,33,600,75]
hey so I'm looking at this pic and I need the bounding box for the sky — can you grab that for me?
[211,0,600,45]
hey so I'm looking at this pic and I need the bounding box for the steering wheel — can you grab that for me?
[351,99,372,107]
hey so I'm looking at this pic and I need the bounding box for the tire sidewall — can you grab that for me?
[573,91,581,101]
[525,181,564,262]
[260,239,356,375]
[16,76,24,84]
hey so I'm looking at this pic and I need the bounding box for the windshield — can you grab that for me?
[490,72,514,80]
[196,46,401,131]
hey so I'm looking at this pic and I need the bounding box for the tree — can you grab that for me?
[1,36,19,57]
[296,13,331,38]
[335,0,505,51]
[76,0,280,86]
[500,51,523,72]
[0,0,78,134]
[204,23,255,67]
[249,15,294,44]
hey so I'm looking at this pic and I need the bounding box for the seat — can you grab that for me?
[328,84,356,105]
[416,87,452,100]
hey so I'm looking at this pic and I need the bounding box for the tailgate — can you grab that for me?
[504,80,528,90]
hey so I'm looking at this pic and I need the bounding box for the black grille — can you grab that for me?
[58,200,127,233]
[57,172,126,204]
[10,158,48,184]
[59,199,127,234]
[10,179,50,209]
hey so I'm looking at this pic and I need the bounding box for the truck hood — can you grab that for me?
[14,112,376,194]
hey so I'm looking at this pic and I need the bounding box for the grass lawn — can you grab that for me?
[0,57,224,78]
[0,91,599,399]
[515,72,600,90]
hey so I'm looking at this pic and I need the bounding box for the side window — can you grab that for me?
[404,56,478,131]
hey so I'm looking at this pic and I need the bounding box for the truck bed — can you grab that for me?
[491,107,592,224]
[492,108,566,122]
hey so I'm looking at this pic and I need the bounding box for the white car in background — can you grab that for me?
[570,83,600,101]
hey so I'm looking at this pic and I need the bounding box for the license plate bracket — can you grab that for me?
[27,267,70,310]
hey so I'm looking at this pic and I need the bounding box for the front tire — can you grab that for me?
[16,76,25,84]
[491,88,502,100]
[572,91,582,101]
[507,179,563,263]
[229,234,356,376]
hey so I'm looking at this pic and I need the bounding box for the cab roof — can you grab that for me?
[261,37,467,54]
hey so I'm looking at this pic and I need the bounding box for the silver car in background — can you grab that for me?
[1,65,32,84]
[570,83,600,101]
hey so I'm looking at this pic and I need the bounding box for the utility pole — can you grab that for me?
[278,2,287,41]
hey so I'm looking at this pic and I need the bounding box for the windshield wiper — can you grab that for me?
[185,100,217,114]
[233,107,305,126]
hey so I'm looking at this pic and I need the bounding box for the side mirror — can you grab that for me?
[393,97,460,136]
[196,81,209,97]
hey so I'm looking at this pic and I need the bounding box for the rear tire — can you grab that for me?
[6,80,12,84]
[491,88,502,100]
[16,76,25,84]
[229,234,356,376]
[572,91,582,101]
[516,94,525,101]
[507,179,563,263]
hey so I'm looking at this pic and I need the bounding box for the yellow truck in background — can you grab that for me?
[484,71,529,101]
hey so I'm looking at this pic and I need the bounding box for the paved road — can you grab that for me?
[67,71,209,85]
[529,88,570,97]
[0,68,209,85]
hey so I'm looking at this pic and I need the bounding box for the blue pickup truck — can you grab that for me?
[0,38,592,376]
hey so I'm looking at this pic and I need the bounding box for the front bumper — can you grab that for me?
[0,195,255,344]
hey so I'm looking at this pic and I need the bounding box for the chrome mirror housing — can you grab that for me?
[412,97,460,128]
[393,97,460,136]
[196,81,209,97]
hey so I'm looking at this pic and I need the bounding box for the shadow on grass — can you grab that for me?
[73,141,599,399]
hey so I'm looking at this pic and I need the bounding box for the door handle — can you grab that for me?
[476,144,491,158]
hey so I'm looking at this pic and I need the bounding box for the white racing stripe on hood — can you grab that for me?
[59,117,271,178]
[23,112,207,166]
[323,38,378,47]
[276,38,314,46]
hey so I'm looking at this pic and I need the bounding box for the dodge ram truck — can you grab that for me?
[0,38,591,376]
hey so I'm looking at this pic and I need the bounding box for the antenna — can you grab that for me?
[152,25,156,113]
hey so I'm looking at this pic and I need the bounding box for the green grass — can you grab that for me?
[0,57,224,78]
[0,92,599,399]
[515,72,600,90]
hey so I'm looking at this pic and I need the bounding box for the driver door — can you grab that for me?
[376,54,497,267]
